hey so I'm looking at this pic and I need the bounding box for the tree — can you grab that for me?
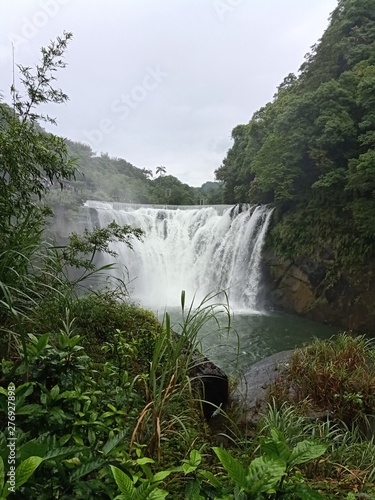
[0,33,144,359]
[141,168,153,179]
[216,0,375,265]
[156,165,167,177]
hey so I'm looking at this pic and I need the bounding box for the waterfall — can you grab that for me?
[85,201,273,311]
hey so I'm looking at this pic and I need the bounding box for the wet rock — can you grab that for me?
[262,249,375,332]
[189,357,229,420]
[232,350,293,425]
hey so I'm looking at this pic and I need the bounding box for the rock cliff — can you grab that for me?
[263,249,375,333]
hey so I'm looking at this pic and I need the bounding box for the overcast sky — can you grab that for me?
[1,0,338,186]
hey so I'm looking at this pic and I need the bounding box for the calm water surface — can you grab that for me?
[156,308,339,376]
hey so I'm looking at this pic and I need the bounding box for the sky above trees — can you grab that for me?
[0,0,337,186]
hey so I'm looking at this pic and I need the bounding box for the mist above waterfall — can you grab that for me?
[85,202,272,311]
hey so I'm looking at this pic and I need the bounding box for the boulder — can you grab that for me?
[232,350,293,425]
[189,356,229,420]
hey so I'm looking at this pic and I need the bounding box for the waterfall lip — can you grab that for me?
[84,200,234,214]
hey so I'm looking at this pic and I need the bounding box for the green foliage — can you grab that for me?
[216,0,375,267]
[272,333,375,430]
[257,400,375,497]
[0,33,77,364]
[46,140,205,212]
[61,221,144,271]
[211,428,326,499]
[70,291,161,370]
[0,34,146,367]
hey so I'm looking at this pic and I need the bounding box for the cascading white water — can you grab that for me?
[85,201,273,311]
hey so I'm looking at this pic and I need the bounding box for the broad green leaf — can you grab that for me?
[136,457,155,465]
[16,404,46,416]
[0,388,7,396]
[44,446,85,462]
[58,391,78,400]
[15,384,34,409]
[19,440,48,460]
[102,429,128,455]
[73,435,84,446]
[50,407,65,424]
[58,434,72,447]
[260,435,291,463]
[50,385,60,400]
[15,383,34,397]
[213,447,248,490]
[88,428,96,445]
[15,456,43,490]
[189,449,202,467]
[153,470,173,482]
[199,469,222,489]
[148,488,168,500]
[110,465,135,496]
[101,411,115,419]
[69,457,106,481]
[288,441,327,468]
[89,411,98,423]
[270,427,286,444]
[185,478,202,499]
[36,333,49,352]
[182,463,198,475]
[133,480,159,499]
[63,457,81,466]
[247,456,285,495]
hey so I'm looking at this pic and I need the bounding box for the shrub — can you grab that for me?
[71,291,161,372]
[271,333,375,431]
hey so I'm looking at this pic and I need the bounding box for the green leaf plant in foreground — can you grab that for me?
[212,427,327,499]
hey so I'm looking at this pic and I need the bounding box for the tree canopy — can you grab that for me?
[215,0,375,265]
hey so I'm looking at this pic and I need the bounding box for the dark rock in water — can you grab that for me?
[189,357,229,420]
[232,350,293,425]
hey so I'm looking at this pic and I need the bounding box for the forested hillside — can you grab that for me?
[45,138,224,210]
[216,0,375,267]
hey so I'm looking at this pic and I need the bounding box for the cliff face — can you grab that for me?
[263,249,375,333]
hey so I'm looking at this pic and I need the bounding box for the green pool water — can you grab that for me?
[157,308,339,376]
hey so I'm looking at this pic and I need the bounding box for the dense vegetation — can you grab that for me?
[1,14,375,499]
[216,0,375,267]
[45,139,224,211]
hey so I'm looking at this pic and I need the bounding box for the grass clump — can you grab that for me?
[255,401,375,498]
[271,333,375,431]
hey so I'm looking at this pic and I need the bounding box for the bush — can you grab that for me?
[271,333,375,431]
[71,291,162,372]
